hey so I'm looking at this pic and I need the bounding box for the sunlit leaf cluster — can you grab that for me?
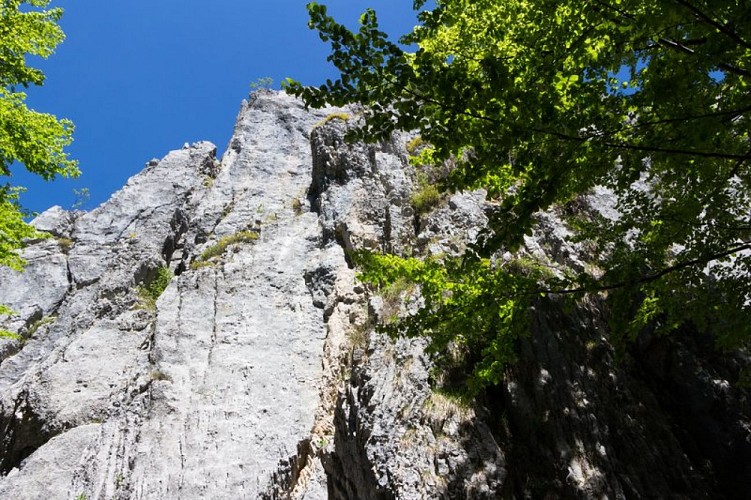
[0,0,78,269]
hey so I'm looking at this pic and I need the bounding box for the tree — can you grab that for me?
[0,0,78,270]
[286,0,751,390]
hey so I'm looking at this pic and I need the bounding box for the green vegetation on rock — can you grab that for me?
[137,266,173,311]
[313,111,351,129]
[405,136,425,156]
[0,329,21,341]
[198,230,259,262]
[249,76,274,92]
[410,182,442,215]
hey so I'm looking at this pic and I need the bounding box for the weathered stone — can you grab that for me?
[0,90,748,500]
[31,205,76,238]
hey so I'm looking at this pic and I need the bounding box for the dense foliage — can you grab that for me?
[286,0,751,389]
[0,0,78,270]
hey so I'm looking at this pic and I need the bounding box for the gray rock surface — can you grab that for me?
[0,91,748,499]
[306,120,507,499]
[0,92,339,499]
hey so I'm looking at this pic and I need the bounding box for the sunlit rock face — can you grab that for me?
[0,91,748,500]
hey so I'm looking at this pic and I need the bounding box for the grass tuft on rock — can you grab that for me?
[313,112,350,129]
[0,329,21,341]
[198,230,259,262]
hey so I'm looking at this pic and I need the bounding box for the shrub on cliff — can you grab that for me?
[137,266,173,311]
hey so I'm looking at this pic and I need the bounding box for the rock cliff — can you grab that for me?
[0,91,749,499]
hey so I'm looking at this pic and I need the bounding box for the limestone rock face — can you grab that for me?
[0,92,337,499]
[0,91,748,499]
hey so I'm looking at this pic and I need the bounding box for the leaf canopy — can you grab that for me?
[287,0,751,388]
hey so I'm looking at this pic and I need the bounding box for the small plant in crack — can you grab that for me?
[0,305,20,340]
[291,197,303,215]
[410,184,441,214]
[189,260,215,271]
[221,200,235,219]
[408,143,453,216]
[25,315,55,339]
[379,276,416,324]
[56,236,74,253]
[136,266,173,311]
[423,390,473,435]
[349,320,372,350]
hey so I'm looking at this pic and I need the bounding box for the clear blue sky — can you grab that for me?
[15,1,426,214]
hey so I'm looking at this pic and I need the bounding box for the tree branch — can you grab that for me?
[651,37,751,78]
[627,104,751,129]
[673,0,751,50]
[598,141,751,161]
[529,126,751,161]
[539,240,751,295]
[590,0,636,21]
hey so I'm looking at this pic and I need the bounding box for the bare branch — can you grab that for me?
[674,0,751,50]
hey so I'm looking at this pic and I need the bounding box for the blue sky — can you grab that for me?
[15,1,425,214]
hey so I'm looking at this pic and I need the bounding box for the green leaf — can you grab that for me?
[0,1,77,269]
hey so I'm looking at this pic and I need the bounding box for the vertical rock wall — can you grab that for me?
[0,91,748,499]
[0,92,341,499]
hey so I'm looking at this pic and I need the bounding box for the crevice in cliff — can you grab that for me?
[0,390,58,474]
[322,375,397,500]
[261,438,316,499]
[162,209,189,276]
[382,207,393,254]
[202,267,222,384]
[0,308,44,364]
[65,252,75,290]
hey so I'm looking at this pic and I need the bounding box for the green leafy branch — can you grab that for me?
[353,250,559,392]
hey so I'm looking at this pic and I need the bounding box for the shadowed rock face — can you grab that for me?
[0,91,748,499]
